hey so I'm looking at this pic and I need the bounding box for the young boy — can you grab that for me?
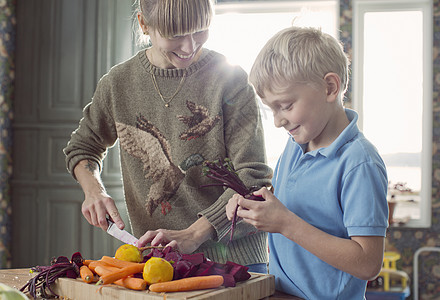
[226,27,388,299]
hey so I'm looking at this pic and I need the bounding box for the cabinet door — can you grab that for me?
[12,0,138,267]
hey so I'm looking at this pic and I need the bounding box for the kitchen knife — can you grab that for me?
[106,218,139,246]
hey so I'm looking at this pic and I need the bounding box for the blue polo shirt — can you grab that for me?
[269,109,388,300]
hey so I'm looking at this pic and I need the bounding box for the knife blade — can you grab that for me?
[106,218,138,246]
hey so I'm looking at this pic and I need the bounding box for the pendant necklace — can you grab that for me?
[148,51,186,108]
[150,70,186,107]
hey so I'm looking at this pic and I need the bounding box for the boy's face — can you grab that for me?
[261,82,334,151]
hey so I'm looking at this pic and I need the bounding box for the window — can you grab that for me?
[353,0,433,227]
[205,1,338,169]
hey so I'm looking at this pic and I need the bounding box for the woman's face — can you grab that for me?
[148,28,209,69]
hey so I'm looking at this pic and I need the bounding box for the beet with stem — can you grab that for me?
[20,252,83,299]
[201,158,264,243]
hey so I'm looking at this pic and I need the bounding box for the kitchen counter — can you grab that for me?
[0,268,301,300]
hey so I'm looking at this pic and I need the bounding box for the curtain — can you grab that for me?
[0,0,15,269]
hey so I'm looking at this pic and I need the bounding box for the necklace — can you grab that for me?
[147,49,186,107]
[150,70,186,107]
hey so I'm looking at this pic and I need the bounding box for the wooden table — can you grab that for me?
[0,269,301,299]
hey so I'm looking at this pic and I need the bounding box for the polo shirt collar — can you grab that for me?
[295,108,360,158]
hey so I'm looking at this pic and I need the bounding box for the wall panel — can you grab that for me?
[12,0,135,268]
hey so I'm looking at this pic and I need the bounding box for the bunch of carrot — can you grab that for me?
[80,256,147,291]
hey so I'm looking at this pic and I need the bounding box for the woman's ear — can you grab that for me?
[324,73,341,102]
[137,12,149,35]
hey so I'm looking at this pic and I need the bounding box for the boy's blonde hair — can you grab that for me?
[250,26,350,99]
[134,0,214,46]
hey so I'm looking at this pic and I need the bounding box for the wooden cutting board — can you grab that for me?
[52,272,275,300]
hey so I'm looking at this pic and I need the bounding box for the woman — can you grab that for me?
[64,0,272,273]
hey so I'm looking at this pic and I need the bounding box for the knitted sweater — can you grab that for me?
[64,49,273,266]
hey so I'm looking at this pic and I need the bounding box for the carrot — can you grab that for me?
[100,256,140,269]
[94,265,120,277]
[96,263,145,285]
[83,259,95,266]
[80,265,95,284]
[88,260,112,273]
[117,277,147,291]
[149,275,224,293]
[94,265,147,290]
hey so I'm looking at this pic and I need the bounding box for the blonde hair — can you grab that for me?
[134,0,214,46]
[250,26,350,99]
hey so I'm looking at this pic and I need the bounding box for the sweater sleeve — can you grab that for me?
[198,66,273,242]
[64,74,118,179]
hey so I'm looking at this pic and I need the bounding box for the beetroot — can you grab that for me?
[202,158,264,243]
[226,261,251,282]
[194,261,215,276]
[143,247,251,286]
[164,250,182,263]
[181,252,205,266]
[173,260,197,280]
[222,274,237,287]
[20,252,84,298]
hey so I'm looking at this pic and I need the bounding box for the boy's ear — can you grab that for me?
[324,73,340,102]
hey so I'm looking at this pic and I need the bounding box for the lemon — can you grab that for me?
[143,257,174,284]
[114,244,143,263]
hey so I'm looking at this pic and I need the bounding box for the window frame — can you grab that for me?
[352,0,433,227]
[214,0,338,14]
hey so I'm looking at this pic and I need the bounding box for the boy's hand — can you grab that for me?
[226,194,241,221]
[235,187,290,234]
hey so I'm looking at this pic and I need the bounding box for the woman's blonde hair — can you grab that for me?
[250,26,350,99]
[133,0,214,46]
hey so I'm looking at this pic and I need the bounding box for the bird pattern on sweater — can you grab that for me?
[177,100,221,141]
[116,102,219,216]
[116,115,185,216]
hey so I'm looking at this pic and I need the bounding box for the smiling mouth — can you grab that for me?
[289,125,300,135]
[175,52,194,59]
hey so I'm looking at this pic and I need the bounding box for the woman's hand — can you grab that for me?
[136,228,199,254]
[74,159,125,231]
[81,191,123,231]
[136,216,215,254]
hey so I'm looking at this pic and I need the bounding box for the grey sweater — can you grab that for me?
[64,49,272,266]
